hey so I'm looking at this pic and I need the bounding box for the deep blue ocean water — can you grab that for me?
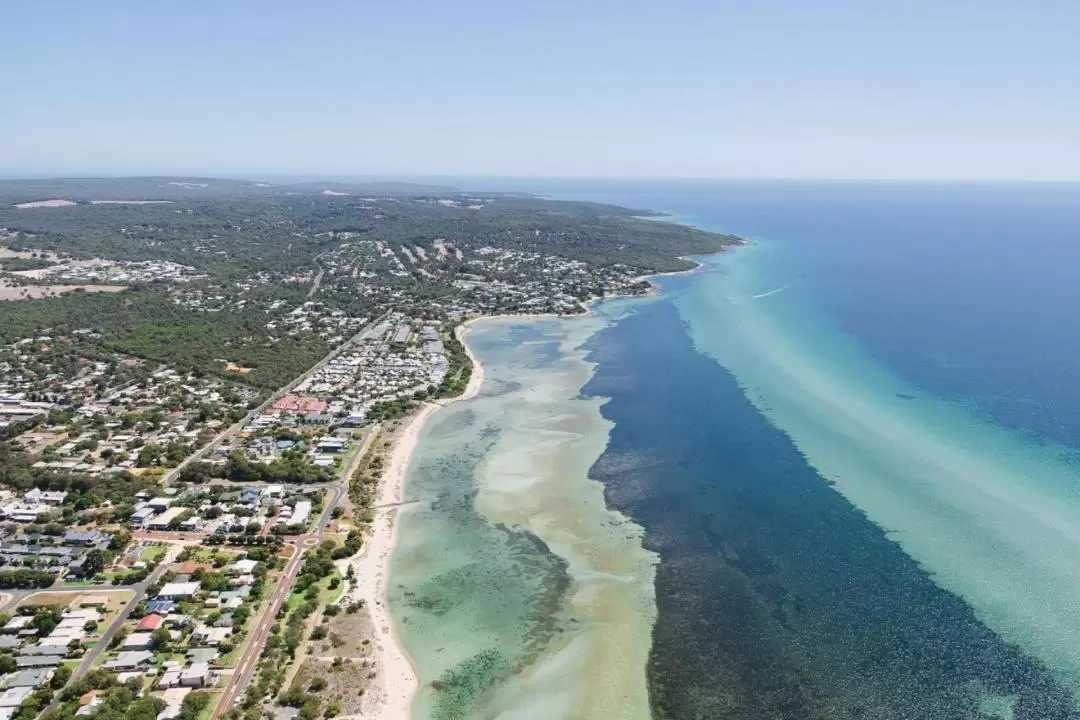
[435,179,1080,718]
[470,180,1080,718]
[466,179,1080,449]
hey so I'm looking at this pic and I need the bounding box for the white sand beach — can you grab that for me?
[338,323,486,719]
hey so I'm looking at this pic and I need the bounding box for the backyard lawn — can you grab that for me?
[139,544,168,561]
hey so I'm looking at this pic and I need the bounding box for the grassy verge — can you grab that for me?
[323,569,345,606]
[139,544,167,561]
[197,691,224,720]
[186,547,237,564]
[219,593,272,668]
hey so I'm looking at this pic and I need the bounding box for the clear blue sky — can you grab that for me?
[4,1,1078,180]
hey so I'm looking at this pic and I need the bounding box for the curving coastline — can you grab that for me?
[338,330,487,720]
[384,313,657,719]
[357,238,743,719]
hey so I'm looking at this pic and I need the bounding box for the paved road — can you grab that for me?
[41,559,173,715]
[163,310,391,486]
[214,537,306,717]
[306,255,326,299]
[210,425,373,717]
[0,581,142,613]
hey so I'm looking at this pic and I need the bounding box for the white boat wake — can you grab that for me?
[751,281,797,299]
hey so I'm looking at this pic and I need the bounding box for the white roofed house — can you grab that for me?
[23,489,67,505]
[191,625,231,647]
[147,506,187,530]
[286,500,311,527]
[180,662,214,688]
[226,559,258,575]
[121,631,154,650]
[0,687,35,709]
[157,581,200,599]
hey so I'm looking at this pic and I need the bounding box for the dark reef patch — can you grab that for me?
[583,300,1076,720]
[392,415,572,720]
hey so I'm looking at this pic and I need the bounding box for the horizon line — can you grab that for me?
[2,173,1079,186]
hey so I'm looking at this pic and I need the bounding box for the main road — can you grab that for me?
[40,555,176,715]
[211,423,380,718]
[163,311,391,486]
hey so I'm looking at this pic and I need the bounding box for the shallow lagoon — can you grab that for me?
[390,181,1080,719]
[389,315,656,720]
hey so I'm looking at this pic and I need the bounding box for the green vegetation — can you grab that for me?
[435,331,472,398]
[0,568,56,589]
[52,669,177,720]
[0,289,328,390]
[179,452,335,486]
[0,179,737,277]
[0,256,56,272]
[138,544,167,561]
[177,546,237,565]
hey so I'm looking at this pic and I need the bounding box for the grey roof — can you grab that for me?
[15,655,62,668]
[186,648,217,665]
[217,586,251,601]
[64,530,104,544]
[4,669,51,688]
[103,650,155,669]
[17,645,66,656]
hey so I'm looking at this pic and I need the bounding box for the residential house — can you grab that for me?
[14,654,63,668]
[147,498,172,513]
[0,617,30,634]
[23,489,66,505]
[130,507,156,527]
[191,626,230,647]
[226,559,257,575]
[180,662,213,688]
[157,671,183,690]
[4,669,52,688]
[122,632,155,650]
[103,650,155,671]
[157,582,200,599]
[186,648,217,665]
[146,600,178,615]
[63,530,106,546]
[75,696,105,717]
[135,614,165,632]
[0,687,34,708]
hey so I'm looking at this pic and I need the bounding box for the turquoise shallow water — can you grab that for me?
[391,180,1080,718]
[671,245,1080,690]
[389,317,655,720]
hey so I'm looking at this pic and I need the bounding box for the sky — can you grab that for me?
[3,0,1079,181]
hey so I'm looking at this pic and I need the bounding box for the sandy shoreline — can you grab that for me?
[343,274,697,717]
[341,249,734,718]
[339,325,486,720]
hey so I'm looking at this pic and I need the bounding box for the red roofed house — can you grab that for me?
[270,395,327,415]
[136,614,165,631]
[176,561,202,576]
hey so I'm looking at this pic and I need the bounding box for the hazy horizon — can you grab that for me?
[4,173,1080,187]
[4,2,1078,181]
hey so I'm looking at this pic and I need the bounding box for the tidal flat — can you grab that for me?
[389,315,656,720]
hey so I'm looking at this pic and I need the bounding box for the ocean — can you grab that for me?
[389,180,1080,720]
